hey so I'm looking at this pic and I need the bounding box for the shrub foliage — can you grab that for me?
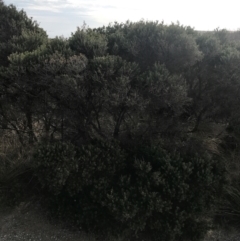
[1,1,236,239]
[33,141,225,240]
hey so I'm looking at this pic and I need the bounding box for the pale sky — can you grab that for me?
[3,0,240,38]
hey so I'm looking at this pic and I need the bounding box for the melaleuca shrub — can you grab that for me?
[62,139,127,232]
[32,140,225,241]
[98,146,225,241]
[33,139,127,234]
[65,139,126,196]
[32,141,78,195]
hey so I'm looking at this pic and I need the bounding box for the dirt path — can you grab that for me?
[0,201,96,241]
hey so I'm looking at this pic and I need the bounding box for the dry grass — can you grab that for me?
[0,130,32,168]
[0,131,97,240]
[0,130,34,205]
[203,228,240,241]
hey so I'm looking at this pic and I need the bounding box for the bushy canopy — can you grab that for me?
[2,2,240,240]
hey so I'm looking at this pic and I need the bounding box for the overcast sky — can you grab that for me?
[3,0,240,38]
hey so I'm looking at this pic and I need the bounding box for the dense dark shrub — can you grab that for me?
[33,141,78,195]
[0,138,36,206]
[32,140,127,233]
[214,149,240,229]
[115,146,225,241]
[33,141,225,241]
[0,165,33,206]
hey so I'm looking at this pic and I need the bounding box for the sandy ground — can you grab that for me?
[0,201,96,241]
[0,201,240,241]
